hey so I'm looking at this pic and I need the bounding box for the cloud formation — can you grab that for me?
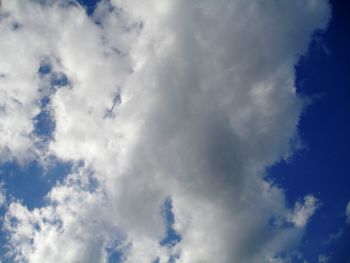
[0,0,330,262]
[287,195,320,228]
[346,201,350,224]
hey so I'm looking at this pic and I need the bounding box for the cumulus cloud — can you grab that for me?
[0,0,330,262]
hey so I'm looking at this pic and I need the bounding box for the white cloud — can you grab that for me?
[346,201,350,224]
[0,0,330,262]
[5,167,112,263]
[287,195,321,228]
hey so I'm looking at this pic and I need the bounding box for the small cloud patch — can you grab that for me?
[345,201,350,224]
[288,195,321,227]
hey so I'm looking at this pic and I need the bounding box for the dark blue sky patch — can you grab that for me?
[50,72,69,87]
[33,109,55,139]
[160,198,182,248]
[38,62,52,76]
[39,96,51,108]
[35,62,72,141]
[77,0,101,16]
[107,248,124,263]
[106,239,130,263]
[38,58,70,94]
[0,159,72,210]
[33,95,55,142]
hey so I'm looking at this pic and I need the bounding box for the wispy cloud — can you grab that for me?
[323,228,343,245]
[346,201,350,224]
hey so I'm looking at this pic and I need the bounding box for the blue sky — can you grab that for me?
[268,0,350,261]
[0,0,349,262]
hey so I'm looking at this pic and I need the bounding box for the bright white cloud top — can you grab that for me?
[0,0,330,262]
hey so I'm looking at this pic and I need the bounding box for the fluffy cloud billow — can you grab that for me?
[0,0,330,262]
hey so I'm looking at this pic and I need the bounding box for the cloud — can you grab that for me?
[4,165,128,263]
[287,195,321,228]
[346,201,350,224]
[0,0,330,262]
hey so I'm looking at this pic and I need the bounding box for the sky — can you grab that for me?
[0,0,349,262]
